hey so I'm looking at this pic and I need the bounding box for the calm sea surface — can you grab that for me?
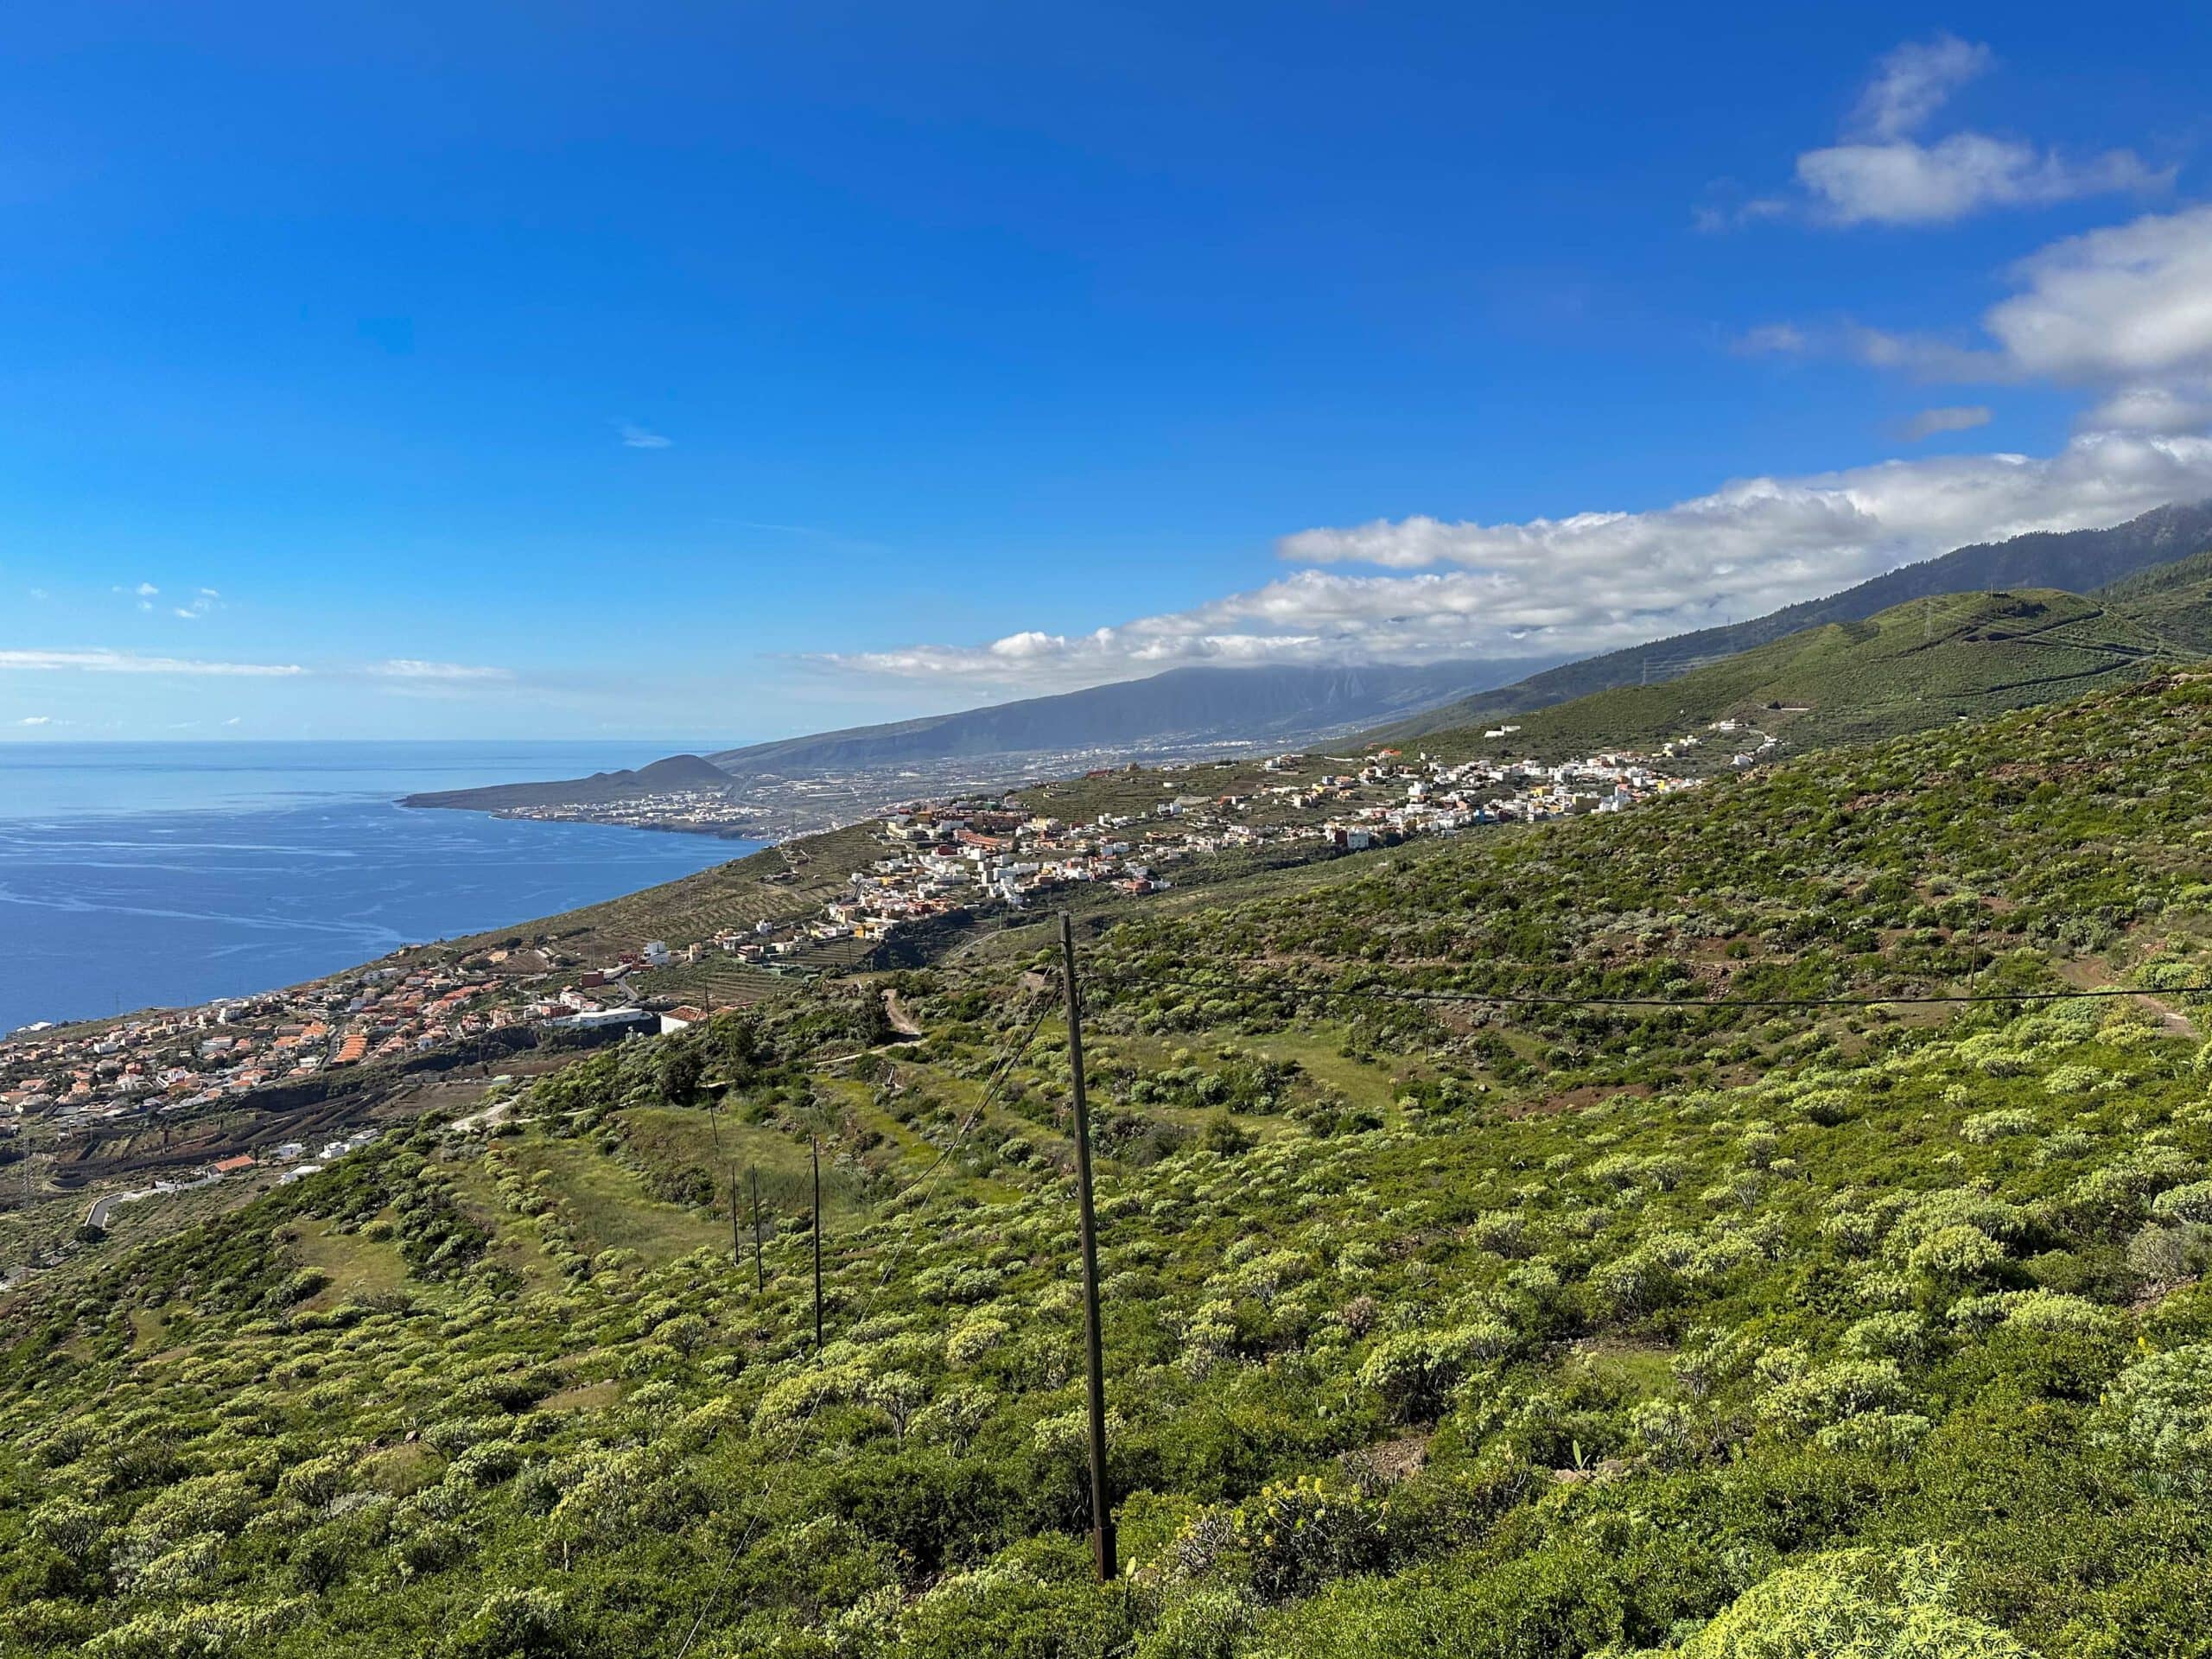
[0,741,757,1033]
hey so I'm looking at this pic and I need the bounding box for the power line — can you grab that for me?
[671,991,1055,1658]
[1058,912,1115,1583]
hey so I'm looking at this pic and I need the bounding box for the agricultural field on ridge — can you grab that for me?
[6,675,2212,1656]
[2096,549,2212,657]
[1401,587,2178,766]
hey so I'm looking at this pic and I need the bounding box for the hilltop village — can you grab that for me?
[1,739,1706,1151]
[744,743,1704,954]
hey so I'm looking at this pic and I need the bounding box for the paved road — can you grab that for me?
[86,1169,222,1231]
[86,1190,139,1230]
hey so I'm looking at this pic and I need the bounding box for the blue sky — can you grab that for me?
[3,3,2209,742]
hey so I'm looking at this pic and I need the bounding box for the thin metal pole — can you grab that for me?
[1058,910,1116,1582]
[729,1165,741,1268]
[810,1136,823,1352]
[751,1165,764,1293]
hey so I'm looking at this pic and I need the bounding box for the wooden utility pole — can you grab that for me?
[810,1136,823,1352]
[1058,911,1117,1582]
[750,1166,765,1293]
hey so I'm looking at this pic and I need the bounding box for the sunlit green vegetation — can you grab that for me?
[6,673,2212,1656]
[1402,588,2175,763]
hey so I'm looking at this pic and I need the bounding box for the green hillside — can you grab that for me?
[7,672,2212,1655]
[2097,548,2212,656]
[1389,500,2212,739]
[433,821,888,965]
[1395,586,2187,761]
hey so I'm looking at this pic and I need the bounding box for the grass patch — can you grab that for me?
[540,1378,623,1413]
[287,1217,411,1310]
[507,1139,724,1266]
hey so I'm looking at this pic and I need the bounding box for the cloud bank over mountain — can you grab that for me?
[826,429,2212,693]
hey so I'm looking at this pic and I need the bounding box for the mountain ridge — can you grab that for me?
[1381,499,2212,739]
[401,752,729,812]
[399,659,1547,815]
[703,659,1547,774]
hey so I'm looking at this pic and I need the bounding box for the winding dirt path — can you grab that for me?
[882,988,924,1039]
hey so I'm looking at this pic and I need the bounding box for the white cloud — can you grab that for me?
[27,588,48,601]
[1796,135,2163,228]
[132,582,158,597]
[370,659,513,682]
[2089,384,2212,433]
[620,423,672,449]
[1751,204,2212,435]
[1900,405,1993,441]
[830,626,1332,687]
[1849,35,1989,143]
[16,715,52,726]
[0,649,304,677]
[1982,206,2212,392]
[825,430,2212,691]
[1748,35,2165,228]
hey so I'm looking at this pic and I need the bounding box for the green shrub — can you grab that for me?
[1671,1548,2025,1656]
[2098,1342,2212,1496]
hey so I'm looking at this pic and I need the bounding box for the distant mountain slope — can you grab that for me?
[1404,588,2183,760]
[1387,499,2212,740]
[402,753,728,812]
[400,660,1543,820]
[705,659,1544,775]
[2095,547,2212,655]
[410,504,2212,819]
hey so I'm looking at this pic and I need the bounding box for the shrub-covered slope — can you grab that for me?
[1390,588,2171,761]
[1386,499,2212,740]
[2098,548,2212,657]
[7,676,2212,1658]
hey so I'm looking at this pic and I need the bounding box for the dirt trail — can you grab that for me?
[2054,960,2201,1040]
[2140,996,2201,1039]
[882,989,924,1039]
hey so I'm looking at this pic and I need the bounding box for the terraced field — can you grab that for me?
[1408,588,2177,762]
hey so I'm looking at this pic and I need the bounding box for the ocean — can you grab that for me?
[0,741,758,1033]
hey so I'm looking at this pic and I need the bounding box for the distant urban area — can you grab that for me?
[0,728,1737,1173]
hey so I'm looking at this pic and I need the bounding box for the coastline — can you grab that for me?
[400,797,773,842]
[0,749,753,1035]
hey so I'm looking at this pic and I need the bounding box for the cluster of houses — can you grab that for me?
[81,1127,384,1232]
[0,928,741,1143]
[499,788,760,835]
[689,744,1703,957]
[0,958,521,1134]
[1701,717,1783,769]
